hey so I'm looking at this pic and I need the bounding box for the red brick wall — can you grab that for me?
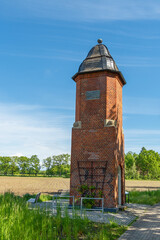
[115,76,125,205]
[70,71,125,208]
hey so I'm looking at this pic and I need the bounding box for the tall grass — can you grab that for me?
[0,192,126,240]
[129,190,160,205]
[23,193,53,202]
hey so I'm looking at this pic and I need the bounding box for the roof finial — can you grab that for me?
[97,38,103,44]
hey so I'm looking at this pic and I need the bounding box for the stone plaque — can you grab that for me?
[86,90,100,100]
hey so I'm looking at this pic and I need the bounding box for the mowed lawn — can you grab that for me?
[0,177,160,195]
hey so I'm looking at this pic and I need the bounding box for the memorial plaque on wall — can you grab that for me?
[86,90,100,100]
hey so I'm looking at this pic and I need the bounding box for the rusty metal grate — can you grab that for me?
[77,160,107,191]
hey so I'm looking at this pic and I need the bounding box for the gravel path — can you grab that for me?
[30,202,160,239]
[31,202,149,226]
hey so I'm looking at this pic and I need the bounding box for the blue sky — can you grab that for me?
[0,0,160,160]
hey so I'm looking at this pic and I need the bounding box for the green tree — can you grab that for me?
[52,154,70,176]
[125,152,138,179]
[17,156,30,175]
[30,155,41,176]
[42,157,53,176]
[0,157,11,175]
[9,156,19,175]
[136,147,160,179]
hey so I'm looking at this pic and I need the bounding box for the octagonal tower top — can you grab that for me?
[72,39,126,85]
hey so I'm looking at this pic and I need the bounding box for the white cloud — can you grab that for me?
[124,128,160,153]
[1,102,159,159]
[0,103,74,161]
[1,49,160,69]
[125,145,160,154]
[1,0,160,21]
[125,129,160,135]
[123,97,160,115]
[0,50,81,62]
[116,56,160,68]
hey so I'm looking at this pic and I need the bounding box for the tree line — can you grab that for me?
[125,147,160,180]
[1,148,160,179]
[0,154,70,177]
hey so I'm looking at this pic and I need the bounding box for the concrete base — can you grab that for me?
[104,208,119,213]
[118,205,127,211]
[69,204,127,213]
[104,205,126,213]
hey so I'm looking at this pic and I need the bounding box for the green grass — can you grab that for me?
[23,193,70,202]
[129,190,160,205]
[23,193,53,202]
[0,192,127,240]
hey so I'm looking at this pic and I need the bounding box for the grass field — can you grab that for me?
[0,177,160,195]
[0,192,127,240]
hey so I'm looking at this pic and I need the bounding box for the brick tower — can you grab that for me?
[70,39,126,210]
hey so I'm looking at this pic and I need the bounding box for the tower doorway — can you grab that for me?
[118,165,122,205]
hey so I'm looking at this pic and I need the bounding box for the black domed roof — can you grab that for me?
[72,40,126,85]
[78,43,119,73]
